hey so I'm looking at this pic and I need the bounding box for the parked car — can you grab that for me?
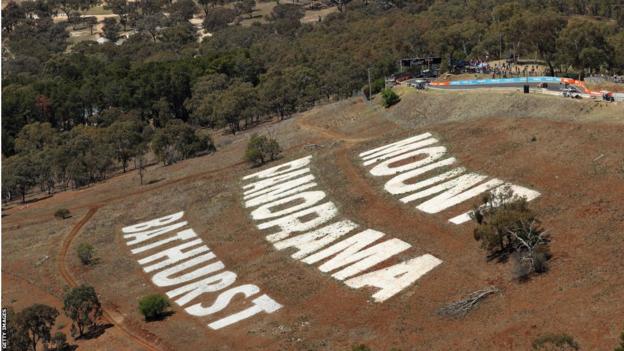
[601,91,615,102]
[562,87,581,98]
[408,79,428,90]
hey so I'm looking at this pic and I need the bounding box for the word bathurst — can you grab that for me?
[241,156,442,303]
[122,213,282,330]
[359,133,541,224]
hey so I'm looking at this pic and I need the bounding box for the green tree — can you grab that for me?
[51,331,73,351]
[5,308,30,351]
[76,243,96,265]
[102,17,122,42]
[186,73,229,127]
[381,88,400,108]
[138,294,171,321]
[151,119,214,165]
[18,304,59,351]
[245,133,281,166]
[202,7,236,31]
[4,153,38,203]
[234,0,254,18]
[169,0,197,22]
[63,285,103,338]
[214,81,259,133]
[107,118,145,172]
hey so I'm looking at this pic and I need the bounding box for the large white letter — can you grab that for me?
[122,212,184,233]
[259,202,339,242]
[167,271,237,306]
[414,178,504,213]
[130,228,197,254]
[152,254,222,287]
[302,230,411,280]
[251,191,326,221]
[273,220,359,260]
[448,184,541,224]
[345,254,442,302]
[369,146,448,176]
[138,239,210,273]
[208,295,282,330]
[386,164,464,196]
[359,133,432,159]
[185,284,260,317]
[243,168,311,196]
[243,156,312,181]
[124,221,189,246]
[244,175,317,208]
[362,137,439,166]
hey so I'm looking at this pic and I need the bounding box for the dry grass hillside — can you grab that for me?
[3,90,624,351]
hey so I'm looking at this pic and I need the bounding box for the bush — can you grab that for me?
[76,243,95,265]
[616,329,624,351]
[532,333,579,350]
[138,294,171,321]
[54,208,70,219]
[245,133,282,166]
[471,186,550,279]
[381,88,400,108]
[362,78,386,100]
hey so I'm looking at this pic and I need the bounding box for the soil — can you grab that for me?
[3,90,624,350]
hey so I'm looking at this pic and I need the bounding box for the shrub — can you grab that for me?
[138,294,171,321]
[54,208,71,219]
[471,186,550,279]
[532,333,579,350]
[76,243,95,265]
[362,78,385,100]
[245,133,282,166]
[352,345,372,351]
[381,88,400,108]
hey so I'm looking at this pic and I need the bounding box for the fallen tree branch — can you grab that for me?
[437,286,500,318]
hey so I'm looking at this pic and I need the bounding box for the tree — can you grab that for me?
[51,331,73,351]
[151,119,214,165]
[102,17,122,42]
[4,153,38,203]
[77,243,96,265]
[15,122,59,153]
[557,19,614,78]
[18,304,59,351]
[51,0,99,18]
[5,308,30,351]
[185,73,229,127]
[2,1,26,33]
[214,81,259,133]
[245,133,281,166]
[381,88,400,108]
[63,285,102,338]
[168,0,197,23]
[105,0,133,30]
[55,208,71,219]
[234,0,255,18]
[202,7,236,32]
[525,11,566,76]
[269,3,304,21]
[106,118,145,172]
[138,294,171,321]
[471,187,550,280]
[136,13,169,41]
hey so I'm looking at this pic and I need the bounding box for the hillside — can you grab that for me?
[3,90,624,350]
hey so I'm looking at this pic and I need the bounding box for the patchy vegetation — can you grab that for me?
[54,208,71,219]
[532,333,580,351]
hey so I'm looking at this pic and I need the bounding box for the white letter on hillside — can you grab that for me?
[362,137,438,167]
[251,191,326,221]
[259,202,339,242]
[208,295,282,330]
[243,156,312,181]
[167,271,237,306]
[370,146,448,176]
[273,220,359,259]
[345,254,442,302]
[185,284,260,317]
[122,211,185,233]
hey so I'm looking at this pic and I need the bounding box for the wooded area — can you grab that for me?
[3,0,624,201]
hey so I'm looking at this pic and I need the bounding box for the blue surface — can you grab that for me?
[449,76,561,86]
